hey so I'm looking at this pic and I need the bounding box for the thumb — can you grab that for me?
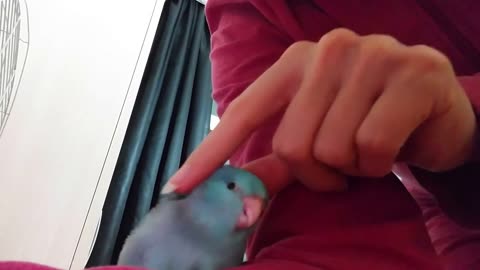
[242,154,349,196]
[290,161,348,192]
[242,154,294,196]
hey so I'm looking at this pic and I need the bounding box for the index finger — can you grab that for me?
[163,43,314,194]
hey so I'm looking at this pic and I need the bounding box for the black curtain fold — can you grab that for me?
[86,0,212,266]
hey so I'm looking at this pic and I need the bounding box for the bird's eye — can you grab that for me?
[227,182,236,190]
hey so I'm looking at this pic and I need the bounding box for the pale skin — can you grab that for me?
[162,28,477,196]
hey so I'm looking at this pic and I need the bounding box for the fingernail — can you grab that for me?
[161,182,177,194]
[161,165,192,194]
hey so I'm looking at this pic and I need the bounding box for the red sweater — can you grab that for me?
[206,1,480,269]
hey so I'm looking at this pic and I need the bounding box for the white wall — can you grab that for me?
[0,0,164,269]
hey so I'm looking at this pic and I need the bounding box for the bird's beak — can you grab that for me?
[235,196,265,229]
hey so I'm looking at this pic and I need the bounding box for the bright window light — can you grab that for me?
[210,114,220,130]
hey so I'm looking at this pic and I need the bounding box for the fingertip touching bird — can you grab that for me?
[117,165,268,270]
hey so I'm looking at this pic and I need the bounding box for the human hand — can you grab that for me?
[163,28,477,195]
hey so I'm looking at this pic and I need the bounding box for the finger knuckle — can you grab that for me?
[356,131,397,160]
[319,28,358,54]
[272,137,310,165]
[321,28,358,47]
[311,28,358,72]
[313,143,353,169]
[409,45,451,74]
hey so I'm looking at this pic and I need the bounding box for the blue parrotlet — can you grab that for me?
[117,165,268,270]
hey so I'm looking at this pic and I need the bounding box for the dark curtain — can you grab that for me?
[86,0,212,266]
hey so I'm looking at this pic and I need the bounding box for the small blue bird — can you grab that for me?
[117,165,268,270]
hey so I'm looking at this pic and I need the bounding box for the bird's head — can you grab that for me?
[188,165,268,232]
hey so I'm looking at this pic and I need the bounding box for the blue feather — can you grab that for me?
[117,165,267,270]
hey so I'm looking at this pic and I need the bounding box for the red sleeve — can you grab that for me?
[206,0,296,166]
[206,0,292,117]
[410,74,480,229]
